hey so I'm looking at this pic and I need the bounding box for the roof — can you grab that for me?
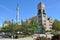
[38,2,45,9]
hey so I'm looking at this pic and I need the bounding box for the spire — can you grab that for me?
[16,4,19,24]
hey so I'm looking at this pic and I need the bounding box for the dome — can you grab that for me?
[38,2,45,9]
[3,19,11,24]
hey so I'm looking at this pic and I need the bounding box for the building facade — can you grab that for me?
[3,19,11,27]
[26,2,52,31]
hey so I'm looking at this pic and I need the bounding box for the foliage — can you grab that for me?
[29,18,42,31]
[52,19,60,31]
[1,19,42,33]
[0,18,42,38]
[20,18,42,34]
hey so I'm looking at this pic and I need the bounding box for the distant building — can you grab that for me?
[26,2,52,31]
[3,19,11,27]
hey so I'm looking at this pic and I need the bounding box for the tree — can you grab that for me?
[0,18,42,35]
[52,19,60,31]
[20,19,42,34]
[29,18,42,32]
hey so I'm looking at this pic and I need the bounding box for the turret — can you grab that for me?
[16,4,19,24]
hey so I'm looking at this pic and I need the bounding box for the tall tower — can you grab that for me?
[16,4,19,24]
[37,2,46,30]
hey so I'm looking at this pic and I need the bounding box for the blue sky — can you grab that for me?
[0,0,60,26]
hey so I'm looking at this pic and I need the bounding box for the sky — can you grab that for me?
[0,0,60,27]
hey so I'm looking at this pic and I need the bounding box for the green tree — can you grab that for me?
[20,19,42,34]
[52,19,60,31]
[29,18,42,32]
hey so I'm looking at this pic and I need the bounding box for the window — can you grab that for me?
[38,10,41,15]
[44,20,46,22]
[38,9,41,13]
[49,21,52,23]
[43,14,46,17]
[44,23,46,25]
[43,9,46,15]
[43,9,45,13]
[49,24,52,26]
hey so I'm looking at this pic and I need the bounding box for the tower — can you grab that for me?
[37,2,46,30]
[16,4,19,24]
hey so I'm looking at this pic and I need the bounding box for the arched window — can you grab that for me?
[43,9,45,13]
[38,9,41,13]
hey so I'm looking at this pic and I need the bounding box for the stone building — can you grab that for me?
[26,2,52,31]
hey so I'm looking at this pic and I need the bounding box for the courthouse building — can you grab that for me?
[26,2,53,31]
